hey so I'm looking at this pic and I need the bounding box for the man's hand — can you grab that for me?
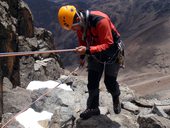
[75,46,86,55]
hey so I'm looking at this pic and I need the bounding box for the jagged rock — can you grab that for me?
[30,88,49,112]
[3,77,13,89]
[58,75,88,94]
[109,113,139,128]
[138,114,170,128]
[0,0,20,88]
[34,27,53,45]
[32,58,62,80]
[18,25,64,88]
[132,98,170,108]
[2,0,19,18]
[49,106,75,128]
[3,87,32,114]
[19,39,63,88]
[158,106,170,115]
[0,0,19,119]
[122,101,140,115]
[31,86,84,115]
[151,104,170,119]
[120,86,136,102]
[18,0,34,37]
[38,119,50,128]
[30,88,66,113]
[1,113,24,128]
[76,115,121,128]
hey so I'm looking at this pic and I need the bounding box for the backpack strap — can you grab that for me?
[81,10,91,54]
[82,10,89,42]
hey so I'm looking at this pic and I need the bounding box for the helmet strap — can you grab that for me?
[76,11,85,27]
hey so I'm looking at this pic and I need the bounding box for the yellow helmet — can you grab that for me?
[58,5,77,30]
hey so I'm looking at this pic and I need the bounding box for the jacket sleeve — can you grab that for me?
[90,18,114,54]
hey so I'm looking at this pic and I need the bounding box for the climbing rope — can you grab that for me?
[0,49,76,57]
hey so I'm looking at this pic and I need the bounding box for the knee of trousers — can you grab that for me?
[104,80,120,96]
[104,78,117,89]
[87,81,100,91]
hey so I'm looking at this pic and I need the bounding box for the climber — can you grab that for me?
[58,5,124,119]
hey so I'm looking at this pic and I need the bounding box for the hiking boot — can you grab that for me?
[80,108,100,119]
[113,96,121,114]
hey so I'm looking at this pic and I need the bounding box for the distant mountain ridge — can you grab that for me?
[24,0,170,74]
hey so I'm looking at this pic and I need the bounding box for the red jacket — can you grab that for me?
[77,11,120,54]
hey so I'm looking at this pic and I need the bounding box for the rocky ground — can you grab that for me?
[1,67,170,128]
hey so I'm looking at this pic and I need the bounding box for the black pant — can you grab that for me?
[86,56,120,109]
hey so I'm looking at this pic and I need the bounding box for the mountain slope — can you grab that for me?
[124,0,170,73]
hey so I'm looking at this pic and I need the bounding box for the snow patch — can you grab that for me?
[16,108,53,128]
[26,80,72,91]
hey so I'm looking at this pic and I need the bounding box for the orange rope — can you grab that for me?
[0,49,76,57]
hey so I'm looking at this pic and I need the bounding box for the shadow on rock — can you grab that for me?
[76,114,120,128]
